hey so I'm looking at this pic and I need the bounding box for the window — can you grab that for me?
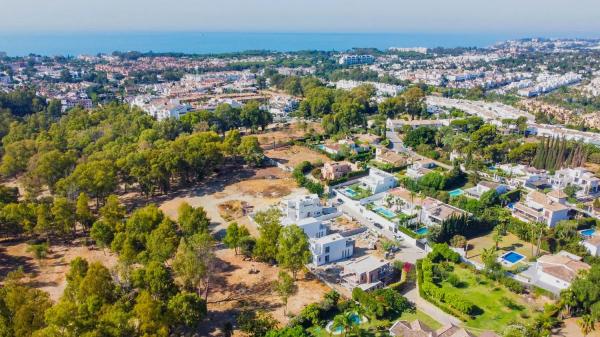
[325,247,330,253]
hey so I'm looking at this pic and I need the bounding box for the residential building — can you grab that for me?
[551,167,600,197]
[280,194,323,222]
[360,168,397,194]
[512,190,570,227]
[583,235,600,256]
[342,256,392,291]
[310,233,354,266]
[281,217,328,239]
[386,118,451,131]
[406,159,437,179]
[389,320,481,337]
[534,251,590,291]
[385,187,468,226]
[321,161,359,181]
[338,54,375,66]
[375,148,408,168]
[464,181,509,199]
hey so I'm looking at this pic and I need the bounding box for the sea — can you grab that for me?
[0,32,524,57]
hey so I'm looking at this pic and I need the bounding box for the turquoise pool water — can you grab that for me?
[332,314,362,333]
[374,206,396,219]
[344,188,358,198]
[449,189,464,197]
[415,227,429,235]
[317,144,326,151]
[501,251,525,264]
[581,228,596,237]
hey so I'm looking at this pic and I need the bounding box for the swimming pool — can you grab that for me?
[374,206,396,219]
[344,188,358,198]
[316,144,326,151]
[500,251,525,265]
[448,189,464,197]
[580,228,596,237]
[326,313,364,334]
[414,227,429,235]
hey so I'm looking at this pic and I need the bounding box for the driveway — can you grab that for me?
[403,286,462,326]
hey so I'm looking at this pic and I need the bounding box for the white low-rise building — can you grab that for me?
[582,236,600,256]
[281,194,323,221]
[551,167,600,198]
[512,190,570,227]
[465,181,509,199]
[360,168,397,194]
[534,251,590,291]
[310,233,354,266]
[281,217,328,239]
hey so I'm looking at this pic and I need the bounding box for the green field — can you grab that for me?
[439,265,540,332]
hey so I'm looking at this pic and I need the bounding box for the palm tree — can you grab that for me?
[332,313,353,337]
[578,315,596,336]
[492,228,502,251]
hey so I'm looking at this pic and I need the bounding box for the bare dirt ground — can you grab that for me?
[200,248,330,336]
[256,121,323,147]
[159,166,306,237]
[0,237,118,301]
[265,145,332,168]
[556,318,600,337]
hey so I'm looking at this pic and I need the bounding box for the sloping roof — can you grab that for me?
[436,324,476,337]
[389,320,434,337]
[585,235,600,246]
[528,191,569,212]
[538,253,591,283]
[547,189,567,199]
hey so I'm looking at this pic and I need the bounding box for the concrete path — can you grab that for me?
[403,286,462,326]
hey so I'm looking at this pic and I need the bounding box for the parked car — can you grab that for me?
[373,222,383,229]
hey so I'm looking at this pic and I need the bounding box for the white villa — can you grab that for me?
[583,235,600,256]
[310,233,355,266]
[534,251,590,292]
[357,167,397,195]
[465,181,509,199]
[551,167,600,198]
[342,256,392,291]
[281,194,323,221]
[406,159,437,180]
[512,190,570,227]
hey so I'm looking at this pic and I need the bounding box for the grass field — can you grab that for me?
[440,264,539,332]
[467,231,544,266]
[398,310,443,330]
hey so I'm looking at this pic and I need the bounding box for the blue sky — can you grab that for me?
[2,0,599,36]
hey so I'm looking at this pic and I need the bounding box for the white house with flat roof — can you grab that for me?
[310,233,354,266]
[281,217,328,239]
[465,181,509,199]
[551,167,600,198]
[281,194,323,221]
[360,168,397,194]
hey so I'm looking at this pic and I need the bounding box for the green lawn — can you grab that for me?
[439,265,539,332]
[399,310,443,330]
[347,183,373,200]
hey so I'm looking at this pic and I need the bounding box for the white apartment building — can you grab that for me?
[335,80,404,97]
[338,54,375,66]
[280,194,323,222]
[464,181,509,199]
[512,190,570,227]
[551,167,600,197]
[310,233,355,266]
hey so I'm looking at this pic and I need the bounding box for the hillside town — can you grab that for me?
[2,37,600,337]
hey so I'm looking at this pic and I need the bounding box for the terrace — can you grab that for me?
[342,183,373,200]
